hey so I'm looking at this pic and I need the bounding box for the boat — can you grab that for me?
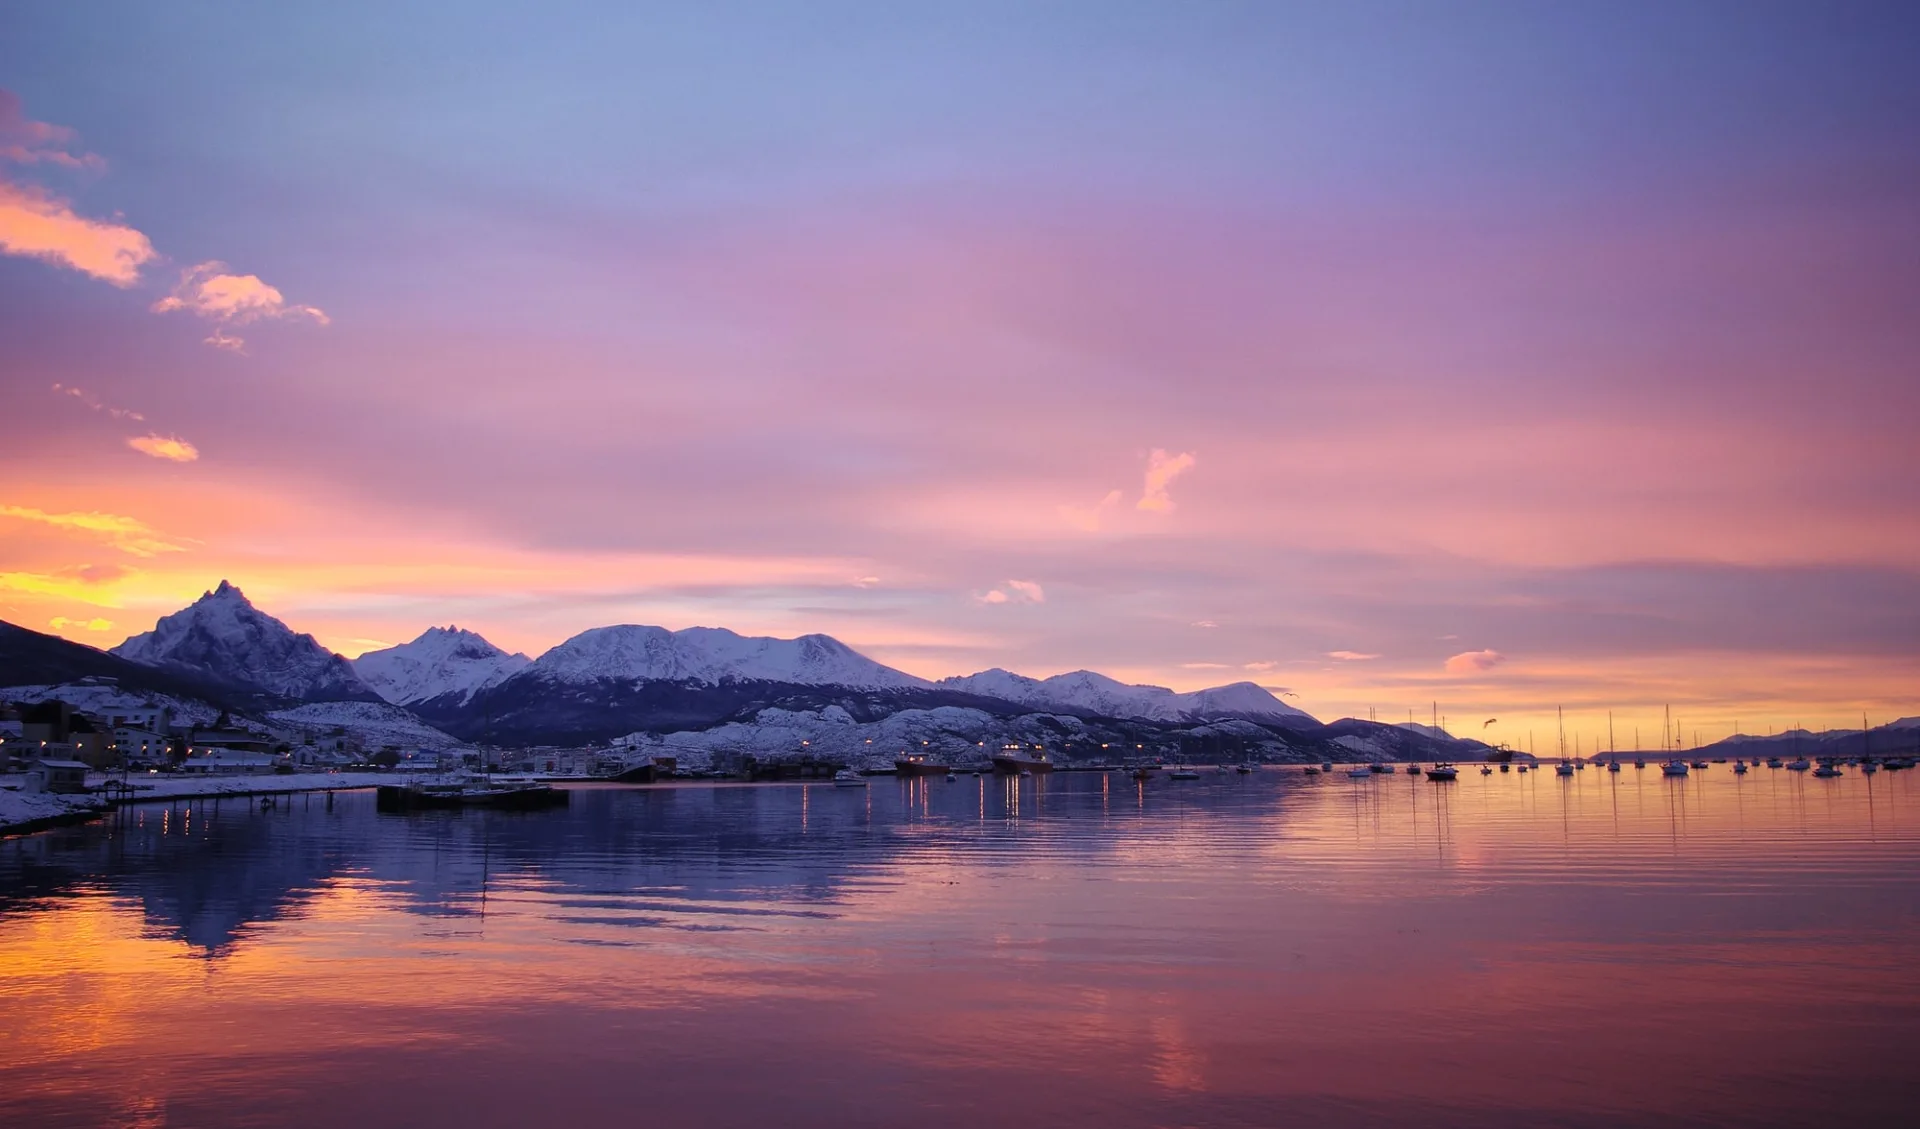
[1405,763,1422,775]
[1860,760,1879,775]
[1813,763,1842,778]
[1499,763,1510,773]
[1347,766,1372,779]
[945,771,957,782]
[1303,766,1322,775]
[1556,761,1575,777]
[1480,766,1493,775]
[1767,757,1783,768]
[376,779,569,812]
[1368,763,1391,774]
[1426,764,1458,781]
[992,747,1055,775]
[833,769,868,787]
[1690,760,1708,770]
[1132,766,1156,781]
[1170,768,1201,780]
[894,753,950,777]
[1236,763,1256,774]
[1661,760,1690,777]
[1321,761,1334,772]
[1607,760,1621,773]
[1517,764,1530,773]
[1733,761,1748,774]
[1787,758,1811,771]
[1634,758,1645,769]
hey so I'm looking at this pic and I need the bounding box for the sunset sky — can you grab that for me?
[3,2,1918,747]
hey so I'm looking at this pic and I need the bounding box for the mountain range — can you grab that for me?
[5,582,1328,753]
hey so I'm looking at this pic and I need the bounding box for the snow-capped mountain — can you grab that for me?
[353,626,529,706]
[526,625,930,690]
[111,581,379,703]
[937,668,1317,726]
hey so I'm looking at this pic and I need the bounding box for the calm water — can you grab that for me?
[4,766,1919,1128]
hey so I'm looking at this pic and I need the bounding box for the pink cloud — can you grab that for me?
[0,90,104,171]
[0,180,154,285]
[1059,488,1123,531]
[976,579,1044,605]
[1137,448,1196,512]
[152,261,329,351]
[1327,650,1380,661]
[52,383,144,421]
[1444,649,1507,674]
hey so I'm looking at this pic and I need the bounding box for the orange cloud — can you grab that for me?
[126,434,200,463]
[1444,649,1507,674]
[0,180,155,285]
[0,505,185,558]
[152,261,328,351]
[1137,448,1196,512]
[48,616,114,633]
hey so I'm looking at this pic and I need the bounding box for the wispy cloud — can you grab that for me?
[0,504,186,557]
[0,569,125,606]
[0,89,104,171]
[976,579,1045,605]
[0,179,155,285]
[48,616,113,633]
[1180,661,1231,670]
[1243,660,1277,671]
[127,434,199,462]
[1444,649,1507,674]
[1327,650,1380,661]
[1060,488,1124,532]
[1192,620,1218,628]
[51,383,143,421]
[1137,448,1196,512]
[851,575,881,588]
[152,260,328,351]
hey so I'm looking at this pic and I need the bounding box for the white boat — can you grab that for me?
[1169,768,1200,780]
[832,769,868,787]
[1661,760,1690,777]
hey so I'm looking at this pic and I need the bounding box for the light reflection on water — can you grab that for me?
[3,767,1919,1128]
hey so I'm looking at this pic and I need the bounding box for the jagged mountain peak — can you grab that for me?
[110,584,379,704]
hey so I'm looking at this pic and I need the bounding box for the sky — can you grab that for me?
[3,1,1918,748]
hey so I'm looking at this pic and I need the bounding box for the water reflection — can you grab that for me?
[3,768,1919,1128]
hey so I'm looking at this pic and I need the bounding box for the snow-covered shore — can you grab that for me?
[0,771,416,836]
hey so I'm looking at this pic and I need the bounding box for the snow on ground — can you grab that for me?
[0,786,106,832]
[618,704,1106,773]
[266,701,468,750]
[1,683,222,727]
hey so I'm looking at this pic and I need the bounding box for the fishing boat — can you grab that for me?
[992,746,1055,775]
[894,752,950,777]
[376,779,569,813]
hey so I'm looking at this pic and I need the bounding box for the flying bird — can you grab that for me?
[1483,718,1498,728]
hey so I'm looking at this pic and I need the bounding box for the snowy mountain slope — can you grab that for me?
[111,582,379,703]
[353,626,529,706]
[266,701,467,751]
[936,668,1317,726]
[525,625,929,690]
